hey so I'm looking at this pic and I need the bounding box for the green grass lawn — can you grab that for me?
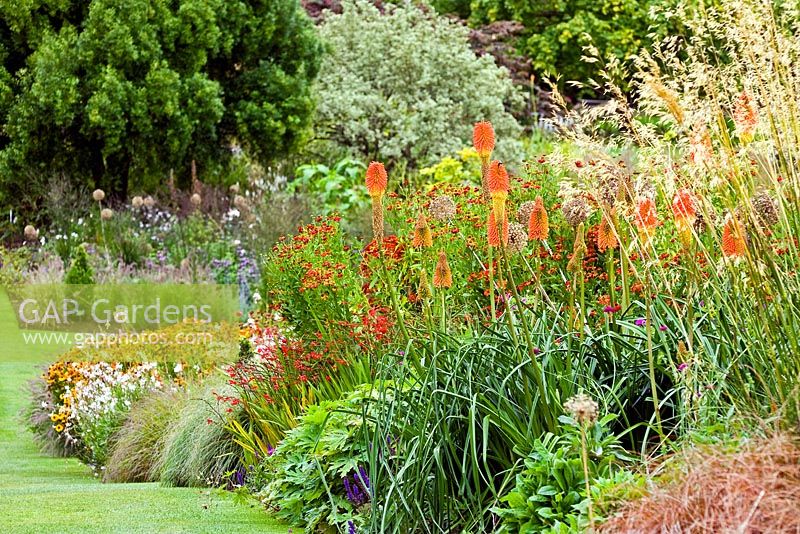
[0,292,288,534]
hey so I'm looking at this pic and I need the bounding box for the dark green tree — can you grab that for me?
[0,0,321,205]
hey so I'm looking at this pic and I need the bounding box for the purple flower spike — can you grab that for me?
[677,363,689,372]
[634,318,646,327]
[659,325,668,331]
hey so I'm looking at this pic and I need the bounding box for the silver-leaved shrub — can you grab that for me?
[312,0,524,168]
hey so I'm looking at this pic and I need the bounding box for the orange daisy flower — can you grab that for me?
[527,196,549,240]
[365,161,388,198]
[433,250,453,288]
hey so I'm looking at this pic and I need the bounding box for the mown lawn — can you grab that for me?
[0,293,287,534]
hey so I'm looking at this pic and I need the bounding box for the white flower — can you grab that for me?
[252,291,262,303]
[174,362,183,374]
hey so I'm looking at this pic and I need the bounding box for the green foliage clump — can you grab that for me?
[104,389,187,483]
[0,0,322,208]
[288,158,370,233]
[64,244,95,284]
[251,387,383,533]
[493,415,630,533]
[312,0,523,168]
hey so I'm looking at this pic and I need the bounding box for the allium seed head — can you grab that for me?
[190,193,202,207]
[564,393,599,425]
[752,190,779,227]
[508,222,528,253]
[429,195,456,222]
[92,189,105,202]
[100,208,114,221]
[143,196,155,208]
[562,196,591,227]
[131,196,144,208]
[517,200,535,227]
[24,225,38,241]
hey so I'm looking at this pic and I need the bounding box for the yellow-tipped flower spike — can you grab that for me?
[721,215,747,258]
[527,196,549,241]
[472,121,495,163]
[432,250,453,288]
[487,211,509,248]
[365,161,388,198]
[487,161,509,223]
[596,210,618,252]
[418,268,432,300]
[412,211,433,248]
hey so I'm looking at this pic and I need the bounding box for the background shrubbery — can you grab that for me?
[310,0,523,168]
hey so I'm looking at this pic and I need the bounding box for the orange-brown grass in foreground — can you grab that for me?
[600,434,800,533]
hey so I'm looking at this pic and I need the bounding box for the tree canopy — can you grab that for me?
[0,0,321,203]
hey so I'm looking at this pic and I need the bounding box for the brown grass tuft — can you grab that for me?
[600,434,800,533]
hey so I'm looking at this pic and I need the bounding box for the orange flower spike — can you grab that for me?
[487,160,509,222]
[597,212,618,252]
[528,196,549,240]
[671,188,697,228]
[472,121,495,163]
[722,216,747,258]
[487,211,509,247]
[432,250,453,288]
[634,197,659,243]
[412,211,433,248]
[365,161,388,198]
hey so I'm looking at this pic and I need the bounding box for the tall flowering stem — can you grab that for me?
[366,162,409,343]
[473,121,495,203]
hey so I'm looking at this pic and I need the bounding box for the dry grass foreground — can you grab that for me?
[601,434,800,533]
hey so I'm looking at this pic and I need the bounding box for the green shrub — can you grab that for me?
[104,389,188,483]
[448,0,680,94]
[0,0,322,209]
[288,158,370,234]
[157,381,244,487]
[64,244,95,284]
[312,0,523,168]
